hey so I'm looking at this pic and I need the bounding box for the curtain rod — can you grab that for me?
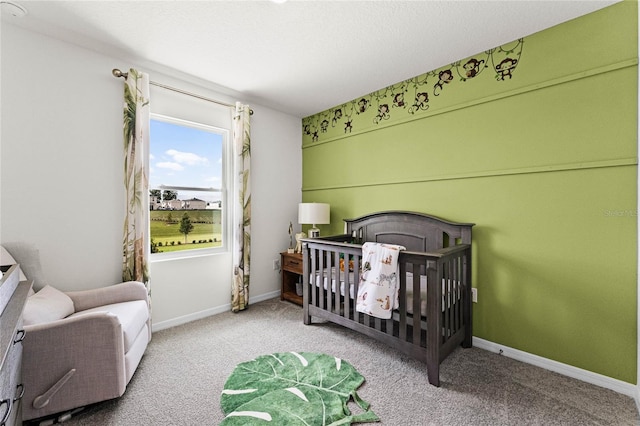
[112,69,253,115]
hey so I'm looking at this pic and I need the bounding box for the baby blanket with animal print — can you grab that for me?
[355,242,405,319]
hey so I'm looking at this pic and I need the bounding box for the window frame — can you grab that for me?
[149,113,232,261]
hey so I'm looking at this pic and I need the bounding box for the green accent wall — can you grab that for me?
[301,2,638,383]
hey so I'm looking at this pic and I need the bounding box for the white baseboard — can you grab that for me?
[473,337,638,400]
[152,290,281,332]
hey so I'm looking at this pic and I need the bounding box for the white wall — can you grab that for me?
[0,24,302,328]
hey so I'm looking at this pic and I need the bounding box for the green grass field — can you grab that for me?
[150,209,222,253]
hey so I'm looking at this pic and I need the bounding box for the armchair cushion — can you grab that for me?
[69,300,148,351]
[23,285,75,326]
[66,281,148,312]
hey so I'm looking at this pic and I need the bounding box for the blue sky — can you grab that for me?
[149,118,223,203]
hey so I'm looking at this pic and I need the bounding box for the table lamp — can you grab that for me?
[298,203,330,238]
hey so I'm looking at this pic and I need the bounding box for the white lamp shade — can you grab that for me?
[298,203,330,226]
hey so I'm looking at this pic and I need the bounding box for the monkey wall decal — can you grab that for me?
[463,58,485,78]
[373,104,390,124]
[331,109,343,127]
[356,98,370,114]
[434,69,453,96]
[495,57,518,80]
[344,118,353,133]
[392,92,405,108]
[340,102,356,133]
[320,119,329,133]
[490,38,523,81]
[301,115,320,141]
[409,92,429,114]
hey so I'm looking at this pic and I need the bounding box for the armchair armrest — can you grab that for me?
[22,313,127,419]
[66,281,148,312]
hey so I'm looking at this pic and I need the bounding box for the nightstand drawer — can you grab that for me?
[280,252,303,306]
[282,255,302,273]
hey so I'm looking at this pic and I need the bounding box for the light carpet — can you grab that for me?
[42,297,638,425]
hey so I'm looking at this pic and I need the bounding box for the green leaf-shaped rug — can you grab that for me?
[220,352,379,425]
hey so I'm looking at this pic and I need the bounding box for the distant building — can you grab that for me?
[182,198,207,210]
[150,195,161,210]
[150,195,217,210]
[164,199,183,210]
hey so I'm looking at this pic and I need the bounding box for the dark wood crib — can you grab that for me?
[301,211,474,386]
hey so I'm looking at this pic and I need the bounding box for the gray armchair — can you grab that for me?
[1,243,151,422]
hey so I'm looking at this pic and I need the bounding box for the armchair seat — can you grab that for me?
[69,300,148,353]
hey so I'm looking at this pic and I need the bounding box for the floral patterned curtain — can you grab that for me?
[122,68,151,301]
[231,102,251,312]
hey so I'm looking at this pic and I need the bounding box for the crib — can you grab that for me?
[301,211,474,386]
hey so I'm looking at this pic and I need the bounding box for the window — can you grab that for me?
[149,114,230,258]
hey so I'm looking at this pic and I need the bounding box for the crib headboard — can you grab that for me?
[345,211,474,252]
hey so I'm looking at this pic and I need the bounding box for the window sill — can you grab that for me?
[151,247,228,263]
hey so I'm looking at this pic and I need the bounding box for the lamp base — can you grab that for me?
[308,227,320,238]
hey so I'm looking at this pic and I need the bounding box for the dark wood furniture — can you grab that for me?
[280,251,303,306]
[302,211,474,387]
[0,266,31,426]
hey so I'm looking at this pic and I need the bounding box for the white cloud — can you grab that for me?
[157,162,184,171]
[166,149,209,166]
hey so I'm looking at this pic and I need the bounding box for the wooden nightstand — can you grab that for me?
[280,251,303,306]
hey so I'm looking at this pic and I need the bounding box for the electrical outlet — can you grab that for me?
[471,288,478,303]
[273,259,280,271]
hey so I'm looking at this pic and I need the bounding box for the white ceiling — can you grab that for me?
[1,0,619,117]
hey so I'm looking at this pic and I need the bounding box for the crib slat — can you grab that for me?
[334,251,341,314]
[315,248,321,309]
[311,248,318,309]
[413,262,421,345]
[319,249,326,310]
[449,257,456,335]
[326,249,331,311]
[326,251,333,313]
[448,257,454,337]
[398,261,407,341]
[303,244,311,325]
[453,253,462,333]
[353,254,360,323]
[343,252,351,320]
[442,264,449,340]
[463,250,472,347]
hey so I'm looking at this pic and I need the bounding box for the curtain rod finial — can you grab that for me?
[112,68,128,79]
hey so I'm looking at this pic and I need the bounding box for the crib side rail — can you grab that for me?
[303,234,353,243]
[302,239,462,324]
[303,240,363,325]
[430,244,472,353]
[399,244,472,386]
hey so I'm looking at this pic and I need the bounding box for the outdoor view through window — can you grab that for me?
[149,116,226,254]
